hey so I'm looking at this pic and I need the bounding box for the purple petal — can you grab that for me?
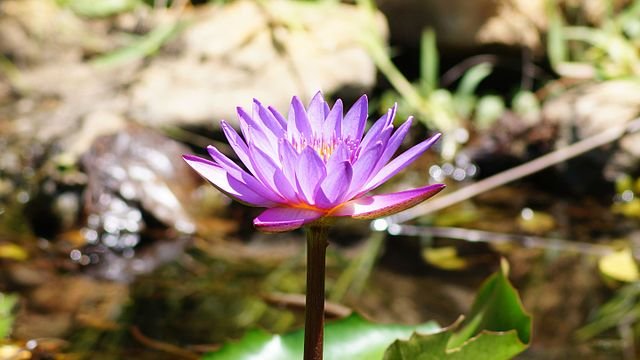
[237,107,278,158]
[326,142,349,164]
[332,183,445,219]
[273,170,300,203]
[206,146,283,203]
[247,141,293,201]
[363,133,441,193]
[183,155,277,207]
[278,139,299,183]
[307,91,326,130]
[342,95,368,141]
[254,99,285,138]
[268,105,288,129]
[295,147,327,205]
[316,161,353,208]
[347,142,383,197]
[288,96,313,140]
[322,99,343,140]
[370,117,413,176]
[359,108,394,153]
[254,207,325,232]
[220,120,256,175]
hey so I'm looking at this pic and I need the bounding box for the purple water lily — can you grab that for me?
[183,92,444,232]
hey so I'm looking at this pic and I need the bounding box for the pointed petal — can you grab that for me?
[363,133,441,193]
[238,107,278,158]
[206,145,282,203]
[359,109,393,153]
[220,120,256,175]
[307,91,326,130]
[342,95,368,141]
[332,183,445,219]
[316,161,353,208]
[247,141,291,200]
[278,139,299,183]
[326,142,349,164]
[322,99,343,140]
[183,155,277,207]
[295,147,327,205]
[254,207,325,232]
[254,99,285,138]
[268,105,288,129]
[288,96,313,139]
[370,117,413,176]
[347,142,383,197]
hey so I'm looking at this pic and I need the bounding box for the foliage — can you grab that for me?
[576,282,640,341]
[202,260,531,359]
[57,0,142,18]
[361,21,504,160]
[384,260,530,360]
[91,21,187,67]
[203,314,440,360]
[546,0,640,79]
[0,293,18,339]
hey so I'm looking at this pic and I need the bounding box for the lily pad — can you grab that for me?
[202,314,440,360]
[384,259,531,360]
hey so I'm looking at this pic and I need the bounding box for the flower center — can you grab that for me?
[291,134,359,162]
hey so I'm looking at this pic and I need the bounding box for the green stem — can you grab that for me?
[304,224,329,360]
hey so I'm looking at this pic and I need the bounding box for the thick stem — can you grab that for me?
[304,224,329,360]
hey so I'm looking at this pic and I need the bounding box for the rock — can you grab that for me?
[82,125,197,236]
[12,61,134,145]
[377,0,545,51]
[130,0,385,128]
[0,0,107,65]
[542,79,640,177]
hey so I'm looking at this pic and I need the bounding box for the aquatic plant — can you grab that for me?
[183,92,444,359]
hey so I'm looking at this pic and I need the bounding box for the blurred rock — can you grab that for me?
[377,0,545,51]
[377,0,631,52]
[130,0,385,127]
[82,125,197,237]
[13,62,133,145]
[0,0,112,65]
[543,79,640,177]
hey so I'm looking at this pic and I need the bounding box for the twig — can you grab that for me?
[387,225,614,256]
[262,292,352,319]
[130,326,199,360]
[387,117,640,224]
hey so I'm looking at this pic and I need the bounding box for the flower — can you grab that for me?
[183,92,444,232]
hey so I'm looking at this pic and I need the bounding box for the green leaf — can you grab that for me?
[202,314,440,360]
[58,0,142,18]
[91,22,186,67]
[455,63,492,99]
[420,28,439,96]
[474,95,505,130]
[545,0,567,71]
[384,260,531,360]
[0,293,18,339]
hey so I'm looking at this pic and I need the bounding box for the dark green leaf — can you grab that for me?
[384,260,531,360]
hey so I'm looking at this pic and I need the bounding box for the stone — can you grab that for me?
[130,0,385,128]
